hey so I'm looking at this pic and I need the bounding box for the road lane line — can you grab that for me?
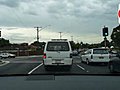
[0,61,10,66]
[76,64,85,70]
[76,64,89,72]
[28,63,43,74]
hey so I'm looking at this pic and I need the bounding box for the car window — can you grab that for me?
[93,49,109,54]
[46,42,69,51]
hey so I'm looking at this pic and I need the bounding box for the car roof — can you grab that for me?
[47,39,68,42]
[92,48,109,50]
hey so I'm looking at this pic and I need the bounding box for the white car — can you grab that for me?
[81,48,110,65]
[0,53,16,59]
[43,39,73,70]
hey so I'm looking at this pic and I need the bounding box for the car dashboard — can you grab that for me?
[0,75,120,90]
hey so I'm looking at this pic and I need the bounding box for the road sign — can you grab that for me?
[118,4,120,24]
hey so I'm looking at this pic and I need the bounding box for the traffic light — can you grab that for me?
[103,27,108,36]
[0,31,1,37]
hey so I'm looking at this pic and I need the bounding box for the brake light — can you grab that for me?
[91,55,93,59]
[43,53,46,59]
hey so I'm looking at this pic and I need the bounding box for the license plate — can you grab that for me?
[55,61,61,63]
[52,59,62,63]
[99,57,104,59]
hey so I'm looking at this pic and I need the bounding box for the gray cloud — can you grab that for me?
[0,0,20,8]
[0,0,119,43]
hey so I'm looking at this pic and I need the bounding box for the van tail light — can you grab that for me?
[43,53,46,59]
[91,55,93,59]
[70,53,73,58]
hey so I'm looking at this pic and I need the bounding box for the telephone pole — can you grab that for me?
[34,25,51,42]
[34,27,42,42]
[71,36,73,41]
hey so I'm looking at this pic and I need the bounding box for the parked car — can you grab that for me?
[81,48,110,65]
[43,39,73,70]
[0,53,16,59]
[109,50,118,58]
[108,52,120,73]
[72,50,78,56]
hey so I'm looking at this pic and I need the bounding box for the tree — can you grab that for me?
[0,38,10,47]
[31,41,46,49]
[111,25,120,48]
[69,41,76,50]
[100,39,110,48]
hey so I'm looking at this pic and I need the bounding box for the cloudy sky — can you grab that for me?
[0,0,119,44]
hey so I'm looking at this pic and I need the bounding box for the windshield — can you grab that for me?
[47,42,69,51]
[0,0,120,76]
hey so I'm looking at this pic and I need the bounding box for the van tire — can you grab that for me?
[86,60,90,65]
[44,65,49,71]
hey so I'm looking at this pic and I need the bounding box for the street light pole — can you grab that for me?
[34,25,51,42]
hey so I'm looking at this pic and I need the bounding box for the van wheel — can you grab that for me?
[44,66,49,71]
[69,65,72,70]
[86,60,90,65]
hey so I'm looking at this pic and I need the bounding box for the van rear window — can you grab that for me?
[46,42,69,51]
[93,49,109,54]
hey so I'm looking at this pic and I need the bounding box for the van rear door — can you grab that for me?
[46,42,70,59]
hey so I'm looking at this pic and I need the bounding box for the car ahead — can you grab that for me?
[81,48,110,65]
[72,50,78,56]
[108,53,120,73]
[0,53,16,59]
[109,50,118,58]
[43,39,73,70]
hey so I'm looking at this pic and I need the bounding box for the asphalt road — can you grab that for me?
[0,55,112,75]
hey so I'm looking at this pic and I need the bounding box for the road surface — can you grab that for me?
[0,55,112,75]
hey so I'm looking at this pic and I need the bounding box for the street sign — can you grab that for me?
[118,4,120,24]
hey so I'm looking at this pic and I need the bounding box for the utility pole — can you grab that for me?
[71,36,73,41]
[59,32,62,39]
[34,27,42,42]
[0,31,1,37]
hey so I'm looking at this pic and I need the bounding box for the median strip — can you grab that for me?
[28,63,43,74]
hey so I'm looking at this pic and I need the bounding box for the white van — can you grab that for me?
[43,39,73,70]
[81,48,110,64]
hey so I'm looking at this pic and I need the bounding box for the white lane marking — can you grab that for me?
[0,61,10,66]
[76,64,85,70]
[16,55,43,59]
[76,64,89,72]
[28,63,43,74]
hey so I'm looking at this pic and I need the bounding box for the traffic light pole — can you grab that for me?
[104,36,107,48]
